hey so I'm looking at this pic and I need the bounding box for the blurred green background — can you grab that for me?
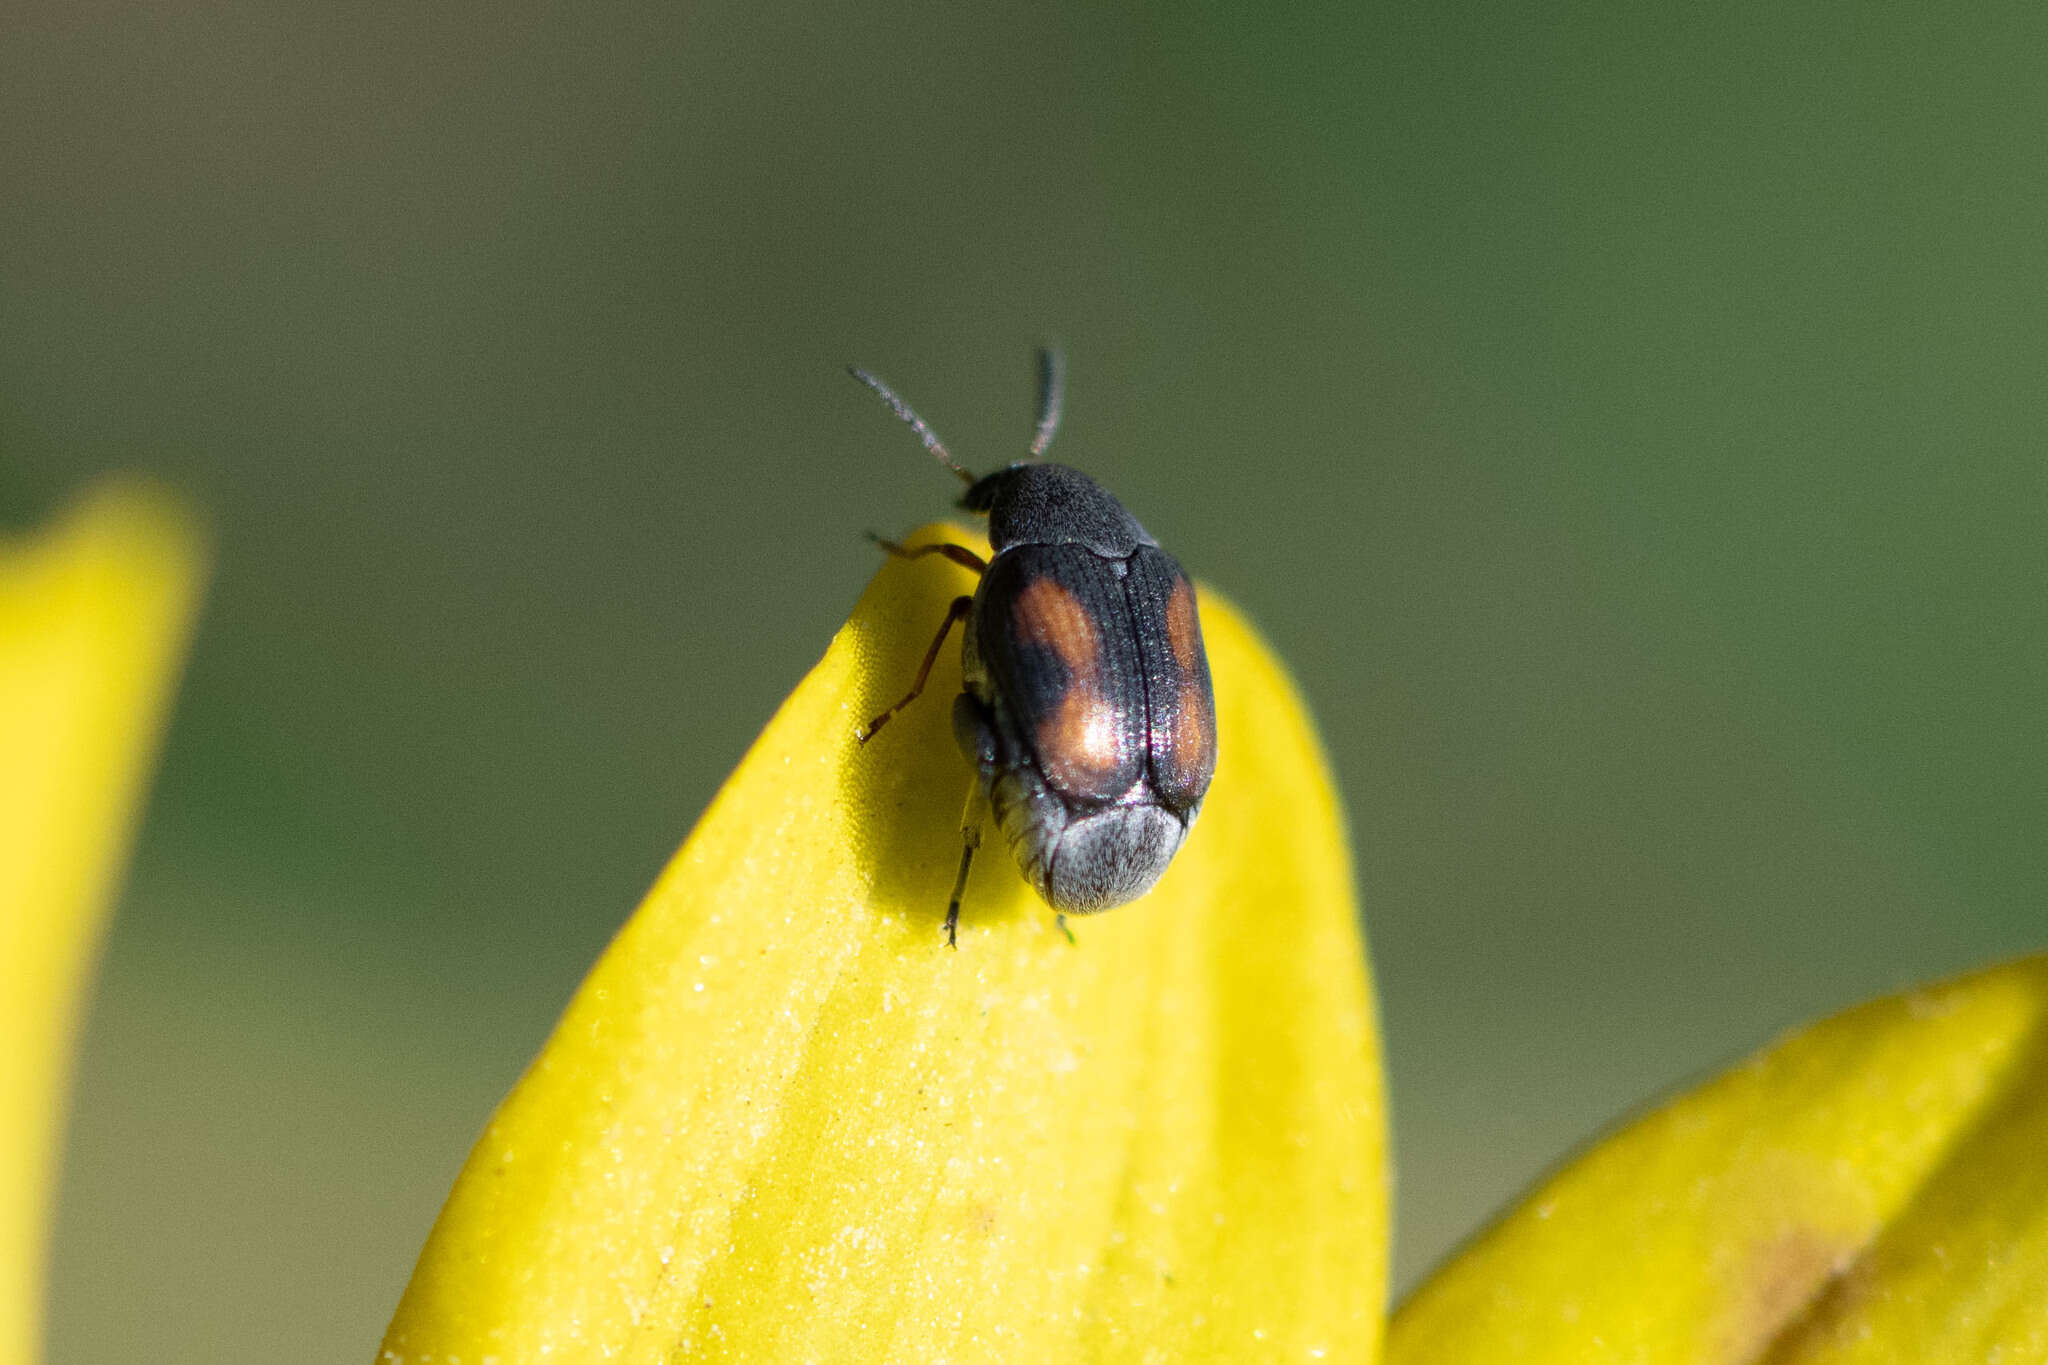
[6,0,2047,1358]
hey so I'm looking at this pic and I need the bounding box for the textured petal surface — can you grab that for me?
[0,485,204,1365]
[380,525,1385,1364]
[1391,954,2048,1365]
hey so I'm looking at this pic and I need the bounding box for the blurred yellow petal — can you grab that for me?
[0,483,204,1365]
[1391,954,2048,1364]
[381,525,1385,1363]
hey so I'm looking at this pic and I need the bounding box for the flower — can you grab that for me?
[1392,953,2048,1363]
[6,485,2036,1363]
[377,520,2048,1364]
[10,488,2043,1364]
[0,484,204,1365]
[379,523,1387,1362]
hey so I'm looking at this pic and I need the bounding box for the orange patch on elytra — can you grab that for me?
[1173,680,1212,774]
[1040,686,1123,784]
[1165,577,1201,671]
[1014,576,1099,673]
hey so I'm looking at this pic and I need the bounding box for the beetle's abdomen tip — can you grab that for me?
[1044,803,1187,913]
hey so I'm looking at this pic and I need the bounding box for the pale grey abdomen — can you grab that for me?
[987,765,1188,913]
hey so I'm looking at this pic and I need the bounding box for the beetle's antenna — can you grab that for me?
[847,366,976,485]
[1030,346,1064,459]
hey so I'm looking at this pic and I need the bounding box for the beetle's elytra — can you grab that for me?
[849,350,1217,947]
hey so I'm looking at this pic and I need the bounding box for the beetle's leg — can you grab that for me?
[867,533,988,576]
[951,692,998,770]
[858,595,974,743]
[945,777,989,948]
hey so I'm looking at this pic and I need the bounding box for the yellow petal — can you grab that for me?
[1391,954,2048,1364]
[381,525,1385,1363]
[0,484,204,1365]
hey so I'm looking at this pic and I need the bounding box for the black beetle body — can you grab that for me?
[851,355,1217,946]
[956,463,1216,912]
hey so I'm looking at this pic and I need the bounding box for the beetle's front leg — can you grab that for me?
[857,595,973,743]
[867,534,989,576]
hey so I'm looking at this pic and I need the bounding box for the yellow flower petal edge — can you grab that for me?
[380,525,1386,1364]
[0,482,205,1365]
[1391,953,2048,1364]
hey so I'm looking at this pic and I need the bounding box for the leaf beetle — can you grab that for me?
[849,350,1218,947]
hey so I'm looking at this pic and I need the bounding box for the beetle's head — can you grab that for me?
[956,463,1028,515]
